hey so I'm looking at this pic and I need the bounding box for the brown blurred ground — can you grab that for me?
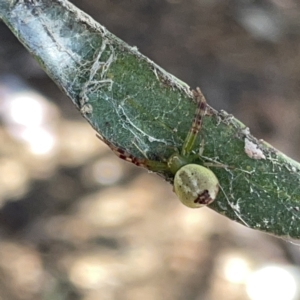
[0,0,300,299]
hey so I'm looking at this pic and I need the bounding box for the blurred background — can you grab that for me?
[1,0,300,299]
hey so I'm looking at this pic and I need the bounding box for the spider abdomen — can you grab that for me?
[174,164,219,208]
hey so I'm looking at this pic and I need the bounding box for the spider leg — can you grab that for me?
[97,134,168,172]
[181,87,207,156]
[97,134,148,167]
[199,135,205,156]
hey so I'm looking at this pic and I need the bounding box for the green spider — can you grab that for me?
[98,87,219,208]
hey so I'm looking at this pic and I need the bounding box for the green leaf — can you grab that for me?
[1,0,300,239]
